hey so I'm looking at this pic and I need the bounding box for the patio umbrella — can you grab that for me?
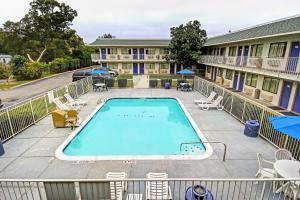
[269,116,300,140]
[90,69,109,75]
[177,69,194,79]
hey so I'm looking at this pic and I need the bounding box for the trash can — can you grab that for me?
[165,82,171,89]
[0,139,5,156]
[185,185,214,200]
[244,120,260,137]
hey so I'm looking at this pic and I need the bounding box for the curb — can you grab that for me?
[10,66,95,89]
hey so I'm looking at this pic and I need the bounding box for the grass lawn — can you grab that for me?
[0,80,32,90]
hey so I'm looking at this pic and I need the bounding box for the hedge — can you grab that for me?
[118,79,127,88]
[105,78,115,88]
[149,79,158,88]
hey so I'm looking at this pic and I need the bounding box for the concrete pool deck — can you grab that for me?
[0,89,276,179]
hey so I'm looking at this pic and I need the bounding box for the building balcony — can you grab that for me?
[199,55,300,81]
[91,53,166,62]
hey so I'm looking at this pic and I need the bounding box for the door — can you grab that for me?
[238,73,245,91]
[243,46,249,66]
[101,48,106,60]
[133,63,138,74]
[236,46,243,66]
[133,48,138,60]
[292,83,300,114]
[279,81,293,109]
[213,67,217,81]
[287,42,300,72]
[232,71,239,89]
[170,63,175,74]
[139,48,144,59]
[139,63,144,74]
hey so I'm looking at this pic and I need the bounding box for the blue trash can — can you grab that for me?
[185,185,214,200]
[244,120,259,137]
[0,139,5,156]
[165,82,171,89]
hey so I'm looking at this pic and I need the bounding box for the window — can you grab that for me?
[217,68,223,77]
[145,63,155,69]
[250,44,263,57]
[225,70,233,80]
[262,77,279,93]
[159,63,169,69]
[159,48,169,54]
[207,66,211,73]
[121,48,131,55]
[268,42,287,58]
[245,73,258,87]
[228,47,237,56]
[107,48,117,55]
[108,63,118,70]
[122,63,131,69]
[145,48,156,55]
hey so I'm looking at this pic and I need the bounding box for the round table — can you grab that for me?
[274,160,300,178]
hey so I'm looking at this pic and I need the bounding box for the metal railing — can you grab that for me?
[0,178,299,200]
[200,55,300,80]
[193,76,300,160]
[0,76,93,143]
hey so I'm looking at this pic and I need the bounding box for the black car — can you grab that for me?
[72,70,91,82]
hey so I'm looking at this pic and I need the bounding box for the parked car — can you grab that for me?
[72,70,91,82]
[94,67,119,77]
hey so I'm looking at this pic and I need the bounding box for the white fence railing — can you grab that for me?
[0,178,299,200]
[0,77,93,143]
[200,56,300,79]
[194,76,300,160]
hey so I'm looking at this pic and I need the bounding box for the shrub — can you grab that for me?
[105,78,115,87]
[50,58,67,73]
[161,79,172,87]
[21,62,43,80]
[118,79,127,88]
[149,79,158,88]
[0,67,12,79]
[11,55,28,79]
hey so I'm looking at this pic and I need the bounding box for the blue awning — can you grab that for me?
[177,69,194,75]
[269,116,300,140]
[90,69,109,75]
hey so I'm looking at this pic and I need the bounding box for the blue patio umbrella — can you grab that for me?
[90,69,109,75]
[269,116,300,140]
[177,69,194,75]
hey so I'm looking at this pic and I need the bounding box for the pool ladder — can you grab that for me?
[180,141,227,161]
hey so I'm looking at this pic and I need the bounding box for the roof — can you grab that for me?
[205,15,300,46]
[0,54,12,58]
[89,38,170,47]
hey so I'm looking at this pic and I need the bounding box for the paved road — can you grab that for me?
[0,71,74,108]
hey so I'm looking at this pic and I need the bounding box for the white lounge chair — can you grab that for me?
[198,96,224,110]
[146,172,172,200]
[64,93,87,106]
[106,172,127,200]
[53,98,79,111]
[194,91,217,104]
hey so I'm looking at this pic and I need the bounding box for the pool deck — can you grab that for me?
[0,89,277,179]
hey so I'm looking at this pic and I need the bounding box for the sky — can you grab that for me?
[0,0,299,43]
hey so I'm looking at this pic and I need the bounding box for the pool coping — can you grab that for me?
[55,97,213,161]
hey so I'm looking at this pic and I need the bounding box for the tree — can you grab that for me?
[2,0,78,62]
[165,20,207,67]
[100,33,116,38]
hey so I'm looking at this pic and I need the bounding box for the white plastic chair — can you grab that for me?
[106,172,127,200]
[198,96,224,110]
[53,98,79,111]
[146,172,172,200]
[256,153,276,179]
[194,91,217,104]
[64,93,87,106]
[275,149,294,161]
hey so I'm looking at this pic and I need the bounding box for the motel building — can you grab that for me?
[199,15,300,115]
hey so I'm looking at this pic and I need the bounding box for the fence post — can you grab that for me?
[44,94,49,114]
[6,110,14,137]
[75,82,79,98]
[29,99,36,123]
[283,135,289,149]
[229,96,234,114]
[258,109,265,135]
[241,101,246,122]
[81,79,85,95]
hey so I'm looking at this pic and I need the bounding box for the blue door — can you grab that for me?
[238,73,245,91]
[133,63,138,74]
[139,48,144,59]
[292,84,300,114]
[279,81,293,109]
[287,42,300,72]
[170,63,175,74]
[139,63,144,74]
[133,48,138,60]
[232,71,239,89]
[101,48,106,59]
[102,63,107,68]
[243,46,249,66]
[236,46,243,66]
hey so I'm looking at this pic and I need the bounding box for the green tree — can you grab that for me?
[2,0,77,62]
[165,20,207,67]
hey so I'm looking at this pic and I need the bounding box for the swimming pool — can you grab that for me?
[56,98,212,160]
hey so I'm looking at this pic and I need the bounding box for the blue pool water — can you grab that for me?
[63,98,205,156]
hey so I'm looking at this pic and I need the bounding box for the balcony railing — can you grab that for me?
[200,55,300,79]
[91,54,165,61]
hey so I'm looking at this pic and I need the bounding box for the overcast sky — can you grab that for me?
[0,0,299,43]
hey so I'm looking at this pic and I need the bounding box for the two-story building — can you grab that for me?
[199,15,300,115]
[89,38,185,75]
